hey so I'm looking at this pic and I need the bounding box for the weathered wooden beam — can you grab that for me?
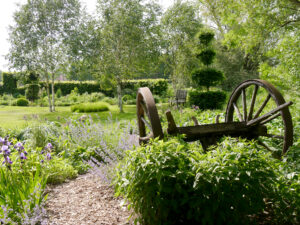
[166,110,179,134]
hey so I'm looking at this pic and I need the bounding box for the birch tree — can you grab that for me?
[7,0,82,112]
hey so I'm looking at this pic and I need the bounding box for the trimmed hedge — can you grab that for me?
[2,72,17,94]
[39,81,112,96]
[122,79,168,96]
[71,102,110,113]
[26,84,40,101]
[189,90,226,110]
[0,78,168,97]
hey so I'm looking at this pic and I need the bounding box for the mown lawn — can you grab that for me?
[0,105,137,129]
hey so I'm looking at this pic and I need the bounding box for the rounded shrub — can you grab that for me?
[189,90,226,110]
[16,98,29,106]
[191,68,224,91]
[55,88,62,98]
[196,49,216,66]
[71,102,110,113]
[115,138,299,225]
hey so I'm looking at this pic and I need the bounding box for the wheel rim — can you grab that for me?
[137,87,163,144]
[225,79,293,154]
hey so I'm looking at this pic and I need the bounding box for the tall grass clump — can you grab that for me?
[71,102,110,113]
[114,137,299,225]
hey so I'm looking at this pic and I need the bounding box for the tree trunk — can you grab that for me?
[51,74,55,112]
[45,74,52,112]
[117,81,123,113]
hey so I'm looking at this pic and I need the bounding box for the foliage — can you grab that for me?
[55,88,62,98]
[115,137,299,225]
[196,49,216,66]
[0,138,48,223]
[7,0,83,112]
[45,157,78,184]
[191,68,224,91]
[2,72,17,94]
[198,0,300,91]
[189,90,226,110]
[25,84,40,101]
[122,79,169,96]
[71,102,110,113]
[16,98,29,106]
[161,1,202,89]
[96,0,162,112]
[39,80,112,96]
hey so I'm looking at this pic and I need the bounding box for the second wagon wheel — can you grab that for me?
[225,79,293,155]
[137,87,163,144]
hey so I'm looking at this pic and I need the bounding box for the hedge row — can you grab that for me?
[0,78,169,97]
[122,79,168,96]
[39,81,114,96]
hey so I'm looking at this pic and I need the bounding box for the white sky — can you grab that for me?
[0,0,174,71]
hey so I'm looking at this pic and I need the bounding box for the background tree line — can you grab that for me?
[7,0,299,112]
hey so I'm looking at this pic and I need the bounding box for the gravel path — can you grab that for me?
[45,172,133,225]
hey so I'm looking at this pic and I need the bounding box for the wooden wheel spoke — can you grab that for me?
[233,103,243,122]
[242,88,247,121]
[139,133,154,143]
[253,94,271,119]
[140,101,148,116]
[260,112,281,125]
[247,101,292,126]
[141,116,152,131]
[248,85,258,121]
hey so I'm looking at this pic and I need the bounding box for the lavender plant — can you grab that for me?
[56,115,138,181]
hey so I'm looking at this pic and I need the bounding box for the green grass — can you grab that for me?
[0,105,137,129]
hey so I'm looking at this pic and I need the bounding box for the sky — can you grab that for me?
[0,0,174,71]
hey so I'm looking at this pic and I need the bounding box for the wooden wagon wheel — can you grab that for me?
[225,79,293,154]
[137,87,163,144]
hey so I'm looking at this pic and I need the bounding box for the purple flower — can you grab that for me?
[1,145,8,152]
[20,152,27,160]
[3,156,12,165]
[41,160,44,164]
[46,143,53,150]
[24,151,28,155]
[0,137,4,144]
[14,142,24,151]
[46,153,51,160]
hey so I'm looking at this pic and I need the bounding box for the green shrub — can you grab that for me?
[196,49,216,65]
[102,97,117,105]
[45,157,78,184]
[192,68,224,91]
[189,90,226,110]
[115,138,299,225]
[56,88,62,98]
[2,72,17,94]
[25,84,40,101]
[16,98,29,106]
[71,102,110,113]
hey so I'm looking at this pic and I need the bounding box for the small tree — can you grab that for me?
[189,29,226,109]
[191,29,224,91]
